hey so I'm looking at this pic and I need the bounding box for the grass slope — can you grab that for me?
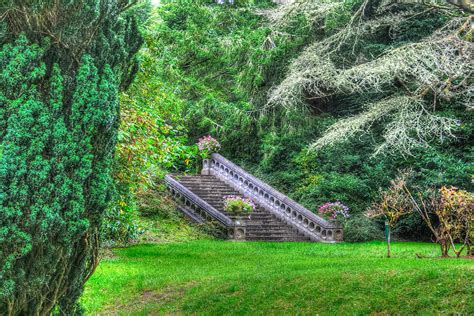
[83,241,473,315]
[137,216,213,243]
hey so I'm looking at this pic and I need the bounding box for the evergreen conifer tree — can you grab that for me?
[0,1,144,314]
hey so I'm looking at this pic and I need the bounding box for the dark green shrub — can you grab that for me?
[343,215,384,243]
[392,213,432,242]
[136,189,181,219]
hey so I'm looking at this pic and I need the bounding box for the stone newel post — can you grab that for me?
[228,218,246,240]
[201,158,211,175]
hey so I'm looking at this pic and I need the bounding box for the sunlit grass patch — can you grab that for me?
[83,241,473,315]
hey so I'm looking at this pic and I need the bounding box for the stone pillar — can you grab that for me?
[228,219,246,240]
[201,158,211,175]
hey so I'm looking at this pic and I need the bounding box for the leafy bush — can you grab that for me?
[101,188,143,246]
[102,206,142,247]
[343,215,384,243]
[136,187,182,219]
[368,173,473,257]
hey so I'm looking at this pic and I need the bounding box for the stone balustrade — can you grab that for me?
[203,154,343,242]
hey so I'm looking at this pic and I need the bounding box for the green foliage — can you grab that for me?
[102,187,143,246]
[138,217,214,243]
[146,1,313,160]
[0,1,143,313]
[343,215,384,242]
[107,7,203,244]
[324,0,364,32]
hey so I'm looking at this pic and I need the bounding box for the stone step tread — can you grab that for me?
[225,215,273,218]
[245,225,295,229]
[179,175,217,179]
[182,182,237,186]
[245,237,310,241]
[246,227,300,232]
[181,183,235,187]
[198,194,240,198]
[246,235,305,239]
[227,216,276,220]
[179,179,226,184]
[246,231,300,236]
[182,187,230,191]
[185,185,239,190]
[182,178,227,180]
[178,181,222,185]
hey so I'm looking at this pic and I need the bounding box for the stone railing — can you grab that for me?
[165,175,246,239]
[203,154,343,242]
[165,175,233,226]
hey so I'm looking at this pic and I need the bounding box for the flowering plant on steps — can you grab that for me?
[318,202,350,221]
[197,135,221,159]
[223,195,256,215]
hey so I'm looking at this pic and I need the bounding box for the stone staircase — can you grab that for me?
[177,175,310,241]
[165,153,343,242]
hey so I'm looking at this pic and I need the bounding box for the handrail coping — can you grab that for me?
[211,153,335,228]
[165,174,234,227]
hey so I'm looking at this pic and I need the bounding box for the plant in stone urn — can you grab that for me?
[223,195,255,218]
[318,202,350,222]
[197,135,221,159]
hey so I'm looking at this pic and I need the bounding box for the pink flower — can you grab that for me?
[197,135,221,153]
[318,202,350,220]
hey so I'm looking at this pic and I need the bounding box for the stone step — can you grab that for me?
[236,220,282,225]
[195,197,243,203]
[185,189,240,194]
[224,214,272,218]
[246,225,294,230]
[245,229,298,237]
[179,175,216,179]
[241,217,280,221]
[181,182,234,187]
[229,216,275,221]
[179,179,225,185]
[169,173,312,242]
[180,175,218,180]
[246,225,297,231]
[185,187,236,193]
[245,236,310,241]
[187,190,240,196]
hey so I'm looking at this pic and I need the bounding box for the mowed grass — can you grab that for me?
[83,241,473,315]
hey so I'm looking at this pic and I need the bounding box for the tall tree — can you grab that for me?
[267,0,473,156]
[0,1,143,314]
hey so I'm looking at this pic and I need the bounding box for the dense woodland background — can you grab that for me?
[112,0,472,244]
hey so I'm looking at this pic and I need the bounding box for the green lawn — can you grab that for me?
[83,241,473,315]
